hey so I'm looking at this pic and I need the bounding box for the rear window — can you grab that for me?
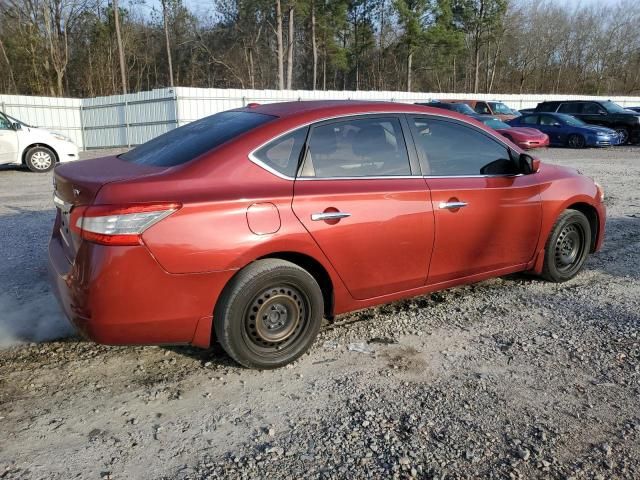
[120,111,275,167]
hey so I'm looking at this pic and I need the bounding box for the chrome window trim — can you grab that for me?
[296,175,419,181]
[247,110,518,181]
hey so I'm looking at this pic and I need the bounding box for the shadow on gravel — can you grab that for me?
[591,216,640,280]
[163,343,239,368]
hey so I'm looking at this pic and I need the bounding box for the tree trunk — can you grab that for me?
[0,37,17,94]
[378,0,385,89]
[161,0,174,87]
[248,48,255,89]
[113,0,128,94]
[406,49,412,92]
[286,6,294,90]
[276,0,284,89]
[310,0,317,90]
[473,39,480,93]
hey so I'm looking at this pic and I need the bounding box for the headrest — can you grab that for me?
[352,124,395,157]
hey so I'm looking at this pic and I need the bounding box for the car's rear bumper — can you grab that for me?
[48,229,236,348]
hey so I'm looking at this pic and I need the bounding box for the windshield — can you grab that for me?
[602,101,629,114]
[556,113,586,127]
[120,111,275,167]
[488,102,513,115]
[482,118,510,129]
[2,112,32,128]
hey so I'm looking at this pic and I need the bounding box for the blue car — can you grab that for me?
[508,112,621,148]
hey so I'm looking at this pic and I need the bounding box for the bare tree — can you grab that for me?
[113,0,127,94]
[161,0,174,87]
[286,4,294,89]
[275,0,284,89]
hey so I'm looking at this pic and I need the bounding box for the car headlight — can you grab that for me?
[596,131,608,137]
[52,132,72,142]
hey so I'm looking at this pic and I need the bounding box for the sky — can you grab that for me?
[131,0,613,24]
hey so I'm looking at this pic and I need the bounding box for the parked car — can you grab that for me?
[415,101,476,116]
[519,108,536,115]
[49,101,606,369]
[509,112,621,148]
[470,115,549,149]
[441,100,517,120]
[533,100,640,144]
[0,111,79,172]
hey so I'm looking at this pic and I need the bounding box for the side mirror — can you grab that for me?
[519,153,540,174]
[12,122,21,130]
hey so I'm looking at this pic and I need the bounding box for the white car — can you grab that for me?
[0,111,79,172]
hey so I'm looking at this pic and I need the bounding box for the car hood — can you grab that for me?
[504,127,547,138]
[580,125,617,135]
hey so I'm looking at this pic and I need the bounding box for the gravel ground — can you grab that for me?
[0,146,639,480]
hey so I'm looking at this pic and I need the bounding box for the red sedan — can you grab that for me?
[472,115,550,149]
[49,101,605,369]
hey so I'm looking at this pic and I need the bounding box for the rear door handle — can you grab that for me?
[311,212,351,221]
[439,201,468,210]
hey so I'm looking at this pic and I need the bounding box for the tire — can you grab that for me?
[214,259,324,369]
[614,127,629,145]
[25,146,56,172]
[567,134,586,149]
[541,210,591,283]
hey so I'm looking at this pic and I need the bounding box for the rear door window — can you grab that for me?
[300,117,411,178]
[120,111,275,167]
[558,103,583,114]
[521,115,539,125]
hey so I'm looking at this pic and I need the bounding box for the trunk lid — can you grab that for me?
[53,155,167,261]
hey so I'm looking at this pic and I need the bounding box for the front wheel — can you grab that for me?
[541,210,591,282]
[214,259,324,369]
[25,146,56,172]
[614,127,629,145]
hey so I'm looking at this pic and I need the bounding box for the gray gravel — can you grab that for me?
[0,146,639,479]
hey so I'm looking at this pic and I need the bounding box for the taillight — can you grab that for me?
[71,203,181,246]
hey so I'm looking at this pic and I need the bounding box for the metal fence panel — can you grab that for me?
[2,88,640,151]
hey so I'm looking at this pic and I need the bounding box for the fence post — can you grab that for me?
[124,96,131,148]
[80,103,86,151]
[173,89,180,129]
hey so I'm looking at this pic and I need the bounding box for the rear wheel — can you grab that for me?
[541,210,591,282]
[214,259,324,369]
[25,146,56,172]
[567,134,586,149]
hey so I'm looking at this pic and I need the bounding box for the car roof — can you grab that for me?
[234,100,476,124]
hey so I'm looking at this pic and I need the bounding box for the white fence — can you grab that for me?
[3,87,640,150]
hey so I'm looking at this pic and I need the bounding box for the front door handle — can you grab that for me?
[311,212,351,221]
[439,201,468,210]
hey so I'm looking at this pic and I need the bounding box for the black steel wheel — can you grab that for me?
[541,210,591,282]
[567,134,586,149]
[214,259,324,369]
